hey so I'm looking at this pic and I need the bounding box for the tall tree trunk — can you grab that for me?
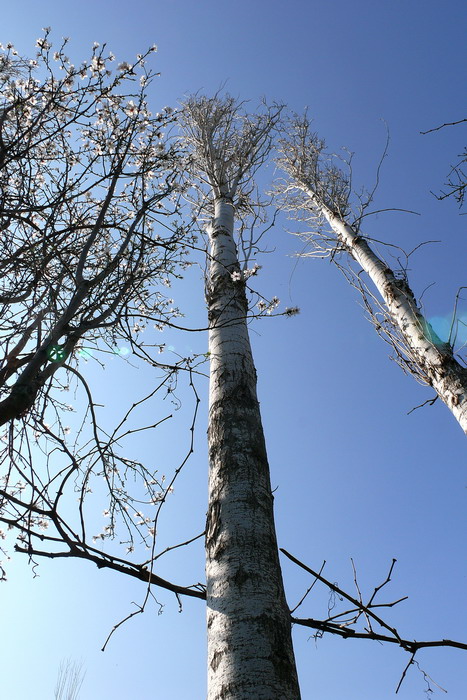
[205,197,301,699]
[301,185,467,433]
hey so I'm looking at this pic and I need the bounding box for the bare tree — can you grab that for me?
[179,94,301,699]
[54,659,85,700]
[178,100,467,697]
[276,113,467,433]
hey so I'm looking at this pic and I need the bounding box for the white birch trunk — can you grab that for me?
[205,197,301,699]
[302,186,467,433]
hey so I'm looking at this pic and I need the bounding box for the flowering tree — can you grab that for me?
[0,33,203,599]
[276,113,467,434]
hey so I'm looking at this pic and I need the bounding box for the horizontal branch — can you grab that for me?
[291,616,467,654]
[282,548,467,658]
[15,542,206,600]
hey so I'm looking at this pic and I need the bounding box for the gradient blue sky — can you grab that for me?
[1,1,466,698]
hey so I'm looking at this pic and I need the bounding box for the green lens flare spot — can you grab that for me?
[115,346,130,356]
[77,348,93,360]
[46,344,68,363]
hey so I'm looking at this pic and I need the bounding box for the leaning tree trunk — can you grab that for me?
[301,185,467,433]
[205,197,301,699]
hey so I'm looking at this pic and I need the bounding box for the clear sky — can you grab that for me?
[1,1,466,698]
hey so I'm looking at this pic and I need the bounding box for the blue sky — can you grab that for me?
[1,1,466,698]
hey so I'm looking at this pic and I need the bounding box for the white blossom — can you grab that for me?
[125,100,139,117]
[243,263,262,279]
[36,38,51,50]
[91,56,105,73]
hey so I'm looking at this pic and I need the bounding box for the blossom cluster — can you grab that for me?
[257,296,280,314]
[230,263,262,283]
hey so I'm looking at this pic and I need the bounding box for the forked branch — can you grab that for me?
[281,548,467,692]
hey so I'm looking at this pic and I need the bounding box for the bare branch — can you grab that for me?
[420,118,467,135]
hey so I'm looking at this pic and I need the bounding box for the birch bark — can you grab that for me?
[300,185,467,433]
[277,116,467,433]
[205,197,300,699]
